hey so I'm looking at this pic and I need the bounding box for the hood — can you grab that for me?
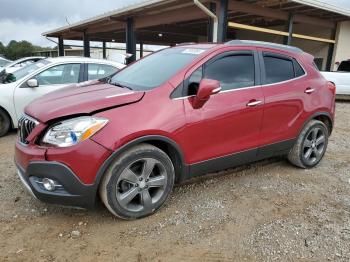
[25,80,145,123]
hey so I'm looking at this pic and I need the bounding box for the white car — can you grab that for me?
[1,56,45,74]
[0,57,12,70]
[321,60,350,96]
[0,57,125,136]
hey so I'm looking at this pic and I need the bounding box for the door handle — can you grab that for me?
[304,87,315,94]
[246,100,263,107]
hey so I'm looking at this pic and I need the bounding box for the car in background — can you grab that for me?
[0,56,12,69]
[321,59,350,96]
[1,56,45,74]
[0,57,125,136]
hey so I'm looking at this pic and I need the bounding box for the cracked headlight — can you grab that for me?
[41,116,108,147]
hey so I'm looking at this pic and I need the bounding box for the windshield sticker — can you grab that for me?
[182,49,205,55]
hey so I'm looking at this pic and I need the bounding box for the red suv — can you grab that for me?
[15,41,336,219]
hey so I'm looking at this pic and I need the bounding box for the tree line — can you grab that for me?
[0,40,52,61]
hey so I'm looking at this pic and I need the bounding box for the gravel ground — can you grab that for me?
[0,102,349,262]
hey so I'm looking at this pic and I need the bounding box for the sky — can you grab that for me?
[0,0,349,47]
[0,0,141,47]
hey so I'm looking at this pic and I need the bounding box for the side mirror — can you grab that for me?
[192,79,221,109]
[27,78,39,88]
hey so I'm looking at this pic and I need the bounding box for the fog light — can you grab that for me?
[42,178,56,191]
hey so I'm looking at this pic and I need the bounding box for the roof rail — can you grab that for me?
[225,40,303,53]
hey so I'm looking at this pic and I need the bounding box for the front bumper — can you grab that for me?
[15,161,96,208]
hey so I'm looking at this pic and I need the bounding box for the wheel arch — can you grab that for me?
[300,112,333,136]
[92,135,189,201]
[0,105,14,128]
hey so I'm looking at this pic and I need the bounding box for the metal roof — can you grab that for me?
[42,0,168,36]
[42,0,350,45]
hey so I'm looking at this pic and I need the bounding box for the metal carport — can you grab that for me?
[42,0,350,69]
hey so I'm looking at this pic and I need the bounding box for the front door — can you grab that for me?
[181,50,264,170]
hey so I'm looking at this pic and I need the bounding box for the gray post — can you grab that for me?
[102,41,107,59]
[217,0,228,43]
[207,2,216,42]
[83,32,90,57]
[126,17,136,64]
[58,37,64,56]
[284,13,294,45]
[326,24,337,71]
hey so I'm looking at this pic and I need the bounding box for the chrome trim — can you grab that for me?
[305,88,315,94]
[35,180,64,189]
[247,100,263,107]
[18,114,39,145]
[212,86,222,93]
[106,92,134,99]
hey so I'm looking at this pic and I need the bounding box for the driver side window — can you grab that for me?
[186,53,255,96]
[35,64,80,86]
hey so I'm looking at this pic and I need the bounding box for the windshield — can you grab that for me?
[0,59,10,67]
[11,60,51,82]
[109,47,207,91]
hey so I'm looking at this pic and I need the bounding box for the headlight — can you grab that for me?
[41,116,108,147]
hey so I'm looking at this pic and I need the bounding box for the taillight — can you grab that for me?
[327,81,336,95]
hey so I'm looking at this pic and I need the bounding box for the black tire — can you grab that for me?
[99,143,175,220]
[0,109,11,137]
[288,120,329,169]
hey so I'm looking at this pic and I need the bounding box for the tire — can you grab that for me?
[99,143,175,220]
[0,109,11,137]
[288,120,329,169]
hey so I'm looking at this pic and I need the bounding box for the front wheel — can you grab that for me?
[288,120,329,168]
[99,144,175,220]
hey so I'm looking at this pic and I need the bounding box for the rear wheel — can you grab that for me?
[288,120,329,168]
[99,144,175,220]
[0,109,10,137]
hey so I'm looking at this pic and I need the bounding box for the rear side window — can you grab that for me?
[88,64,117,80]
[293,60,305,77]
[205,54,255,91]
[263,55,294,84]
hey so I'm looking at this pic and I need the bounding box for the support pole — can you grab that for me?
[83,32,90,57]
[217,0,228,43]
[102,41,107,59]
[207,2,216,42]
[140,42,144,58]
[58,37,64,56]
[284,13,294,45]
[326,24,337,71]
[126,17,136,64]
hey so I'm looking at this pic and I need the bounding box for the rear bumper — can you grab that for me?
[15,160,96,208]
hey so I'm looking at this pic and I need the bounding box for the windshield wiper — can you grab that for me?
[110,82,133,90]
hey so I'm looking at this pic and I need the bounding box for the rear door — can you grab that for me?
[181,49,264,166]
[258,50,310,148]
[13,63,83,119]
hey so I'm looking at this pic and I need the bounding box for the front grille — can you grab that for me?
[18,115,39,144]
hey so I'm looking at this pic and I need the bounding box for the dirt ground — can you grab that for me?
[0,102,349,262]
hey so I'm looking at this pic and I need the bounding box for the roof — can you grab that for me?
[44,57,124,67]
[226,40,303,53]
[43,0,168,36]
[291,0,350,18]
[42,0,350,45]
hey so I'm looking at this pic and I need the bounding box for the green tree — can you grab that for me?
[0,41,6,57]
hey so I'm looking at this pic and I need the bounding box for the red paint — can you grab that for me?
[16,43,335,184]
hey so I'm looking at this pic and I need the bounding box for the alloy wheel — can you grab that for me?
[302,127,326,165]
[116,158,168,213]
